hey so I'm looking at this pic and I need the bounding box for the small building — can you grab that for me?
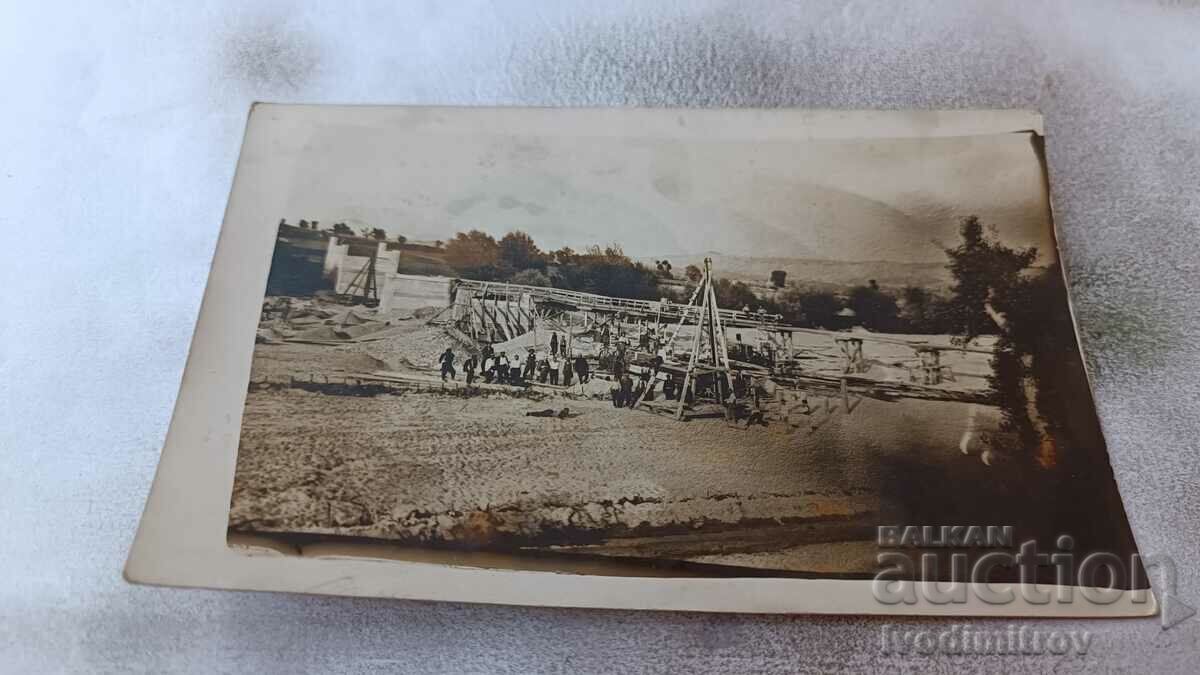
[324,237,402,296]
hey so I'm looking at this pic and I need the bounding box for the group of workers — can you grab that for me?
[439,343,590,388]
[431,326,774,428]
[597,321,664,355]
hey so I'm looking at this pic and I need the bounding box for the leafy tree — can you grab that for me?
[440,231,663,299]
[600,243,626,258]
[944,216,1037,341]
[655,260,674,278]
[509,268,552,287]
[498,231,545,273]
[947,242,1092,470]
[369,227,387,241]
[984,264,1084,468]
[714,278,758,311]
[396,234,408,245]
[940,215,1093,469]
[658,285,692,304]
[898,286,952,334]
[331,222,354,236]
[684,264,703,283]
[847,280,899,331]
[776,287,842,328]
[770,270,787,289]
[553,245,660,299]
[443,230,501,280]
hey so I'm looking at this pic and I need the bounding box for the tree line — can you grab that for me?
[329,222,1057,349]
[435,227,978,334]
[441,230,666,301]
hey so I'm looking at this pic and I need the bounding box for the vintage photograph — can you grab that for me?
[225,108,1140,583]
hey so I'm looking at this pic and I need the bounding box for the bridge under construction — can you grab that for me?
[319,238,992,415]
[420,258,995,422]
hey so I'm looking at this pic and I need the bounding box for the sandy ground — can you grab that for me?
[231,331,1015,574]
[230,300,1037,575]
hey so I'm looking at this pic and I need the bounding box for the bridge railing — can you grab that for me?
[452,279,782,327]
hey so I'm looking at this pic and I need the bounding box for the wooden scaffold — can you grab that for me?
[672,257,736,420]
[336,251,380,307]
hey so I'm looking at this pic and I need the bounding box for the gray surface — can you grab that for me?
[1,0,1198,672]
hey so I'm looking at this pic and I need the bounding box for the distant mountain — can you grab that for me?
[639,252,955,293]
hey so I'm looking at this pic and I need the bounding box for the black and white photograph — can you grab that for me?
[12,2,1200,670]
[14,3,1200,667]
[221,106,1141,583]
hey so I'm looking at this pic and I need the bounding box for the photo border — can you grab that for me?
[125,105,1154,616]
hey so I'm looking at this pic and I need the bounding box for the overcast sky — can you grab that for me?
[282,120,1056,264]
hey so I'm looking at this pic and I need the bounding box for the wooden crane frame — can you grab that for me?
[672,258,736,420]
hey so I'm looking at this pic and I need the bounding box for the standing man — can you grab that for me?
[573,353,589,385]
[463,353,478,386]
[479,345,492,382]
[438,348,456,382]
[619,371,634,408]
[724,390,739,427]
[548,353,561,385]
[495,352,509,384]
[550,332,559,358]
[636,369,653,404]
[509,353,523,384]
[630,375,646,408]
[562,355,574,387]
[523,349,537,380]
